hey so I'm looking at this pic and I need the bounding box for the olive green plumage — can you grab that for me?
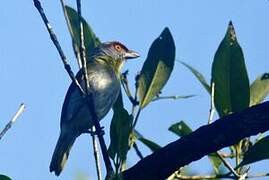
[49,41,139,176]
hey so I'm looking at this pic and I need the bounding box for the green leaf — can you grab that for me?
[168,121,192,137]
[181,61,211,94]
[65,6,101,59]
[138,137,161,152]
[0,175,12,180]
[134,130,161,152]
[250,73,269,106]
[239,135,269,167]
[138,27,176,108]
[212,21,250,117]
[108,92,133,161]
[208,153,222,174]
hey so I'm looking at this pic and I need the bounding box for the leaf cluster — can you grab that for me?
[65,6,269,179]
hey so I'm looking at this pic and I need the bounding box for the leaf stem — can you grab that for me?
[208,82,215,124]
[133,142,144,159]
[235,141,242,174]
[132,107,142,129]
[120,72,142,129]
[216,152,240,178]
[152,95,195,102]
[120,71,139,106]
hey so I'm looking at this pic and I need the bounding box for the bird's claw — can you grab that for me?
[82,126,105,136]
[81,129,95,135]
[97,126,105,136]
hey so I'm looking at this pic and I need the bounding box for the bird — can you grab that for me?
[49,41,139,176]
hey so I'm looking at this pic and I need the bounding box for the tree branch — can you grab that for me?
[33,0,84,94]
[0,103,25,140]
[122,101,269,180]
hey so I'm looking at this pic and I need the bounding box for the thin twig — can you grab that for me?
[61,0,101,177]
[76,0,113,176]
[247,173,269,179]
[152,95,195,102]
[208,82,215,124]
[91,127,102,180]
[235,141,242,173]
[59,0,82,68]
[175,174,234,179]
[132,73,140,115]
[132,107,142,129]
[76,0,89,91]
[174,173,269,180]
[216,152,240,178]
[0,103,25,140]
[33,0,85,95]
[133,142,143,159]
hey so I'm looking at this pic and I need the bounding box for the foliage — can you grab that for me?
[108,92,133,171]
[182,21,269,178]
[137,27,176,108]
[5,4,265,180]
[0,175,12,180]
[250,73,269,106]
[63,7,269,179]
[239,135,269,167]
[65,6,101,59]
[212,22,250,117]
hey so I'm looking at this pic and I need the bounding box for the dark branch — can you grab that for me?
[122,101,269,180]
[33,0,84,94]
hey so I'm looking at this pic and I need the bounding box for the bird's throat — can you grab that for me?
[93,56,124,77]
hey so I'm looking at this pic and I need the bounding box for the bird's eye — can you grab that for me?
[114,44,122,52]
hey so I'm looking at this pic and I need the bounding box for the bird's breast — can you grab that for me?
[60,63,121,131]
[89,70,114,91]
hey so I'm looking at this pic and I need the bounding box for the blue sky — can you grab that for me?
[1,0,269,180]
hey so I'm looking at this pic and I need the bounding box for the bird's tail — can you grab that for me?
[49,131,76,176]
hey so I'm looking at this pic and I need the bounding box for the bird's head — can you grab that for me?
[91,41,140,73]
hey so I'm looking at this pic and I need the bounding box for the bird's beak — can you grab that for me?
[124,50,140,60]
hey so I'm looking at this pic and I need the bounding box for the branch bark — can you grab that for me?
[122,101,269,180]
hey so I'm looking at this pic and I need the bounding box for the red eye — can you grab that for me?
[114,44,122,52]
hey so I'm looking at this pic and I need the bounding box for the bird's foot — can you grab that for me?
[96,126,105,136]
[82,126,105,136]
[81,129,94,135]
